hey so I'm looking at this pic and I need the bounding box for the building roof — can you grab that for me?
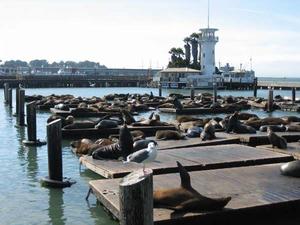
[160,67,201,73]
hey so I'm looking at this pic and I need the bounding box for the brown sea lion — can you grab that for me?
[286,124,300,132]
[282,116,300,123]
[71,138,113,155]
[176,116,202,123]
[200,121,216,141]
[226,112,256,134]
[95,120,119,129]
[154,161,231,211]
[155,130,185,140]
[121,109,136,125]
[267,127,287,149]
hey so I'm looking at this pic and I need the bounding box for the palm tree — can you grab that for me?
[183,37,191,65]
[190,33,199,65]
[168,47,178,64]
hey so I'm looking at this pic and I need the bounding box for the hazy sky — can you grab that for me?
[0,0,299,76]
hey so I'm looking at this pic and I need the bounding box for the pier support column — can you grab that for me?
[253,77,258,98]
[119,169,153,225]
[41,119,75,188]
[190,85,195,100]
[23,101,46,146]
[3,83,9,104]
[292,87,296,103]
[15,86,20,116]
[213,82,217,103]
[158,84,162,97]
[8,88,12,108]
[267,87,274,112]
[18,89,25,126]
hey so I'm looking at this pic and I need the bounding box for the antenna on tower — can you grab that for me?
[208,0,210,28]
[250,57,253,71]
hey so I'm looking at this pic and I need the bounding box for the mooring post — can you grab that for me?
[8,88,13,108]
[3,83,9,104]
[158,84,162,97]
[253,77,257,98]
[18,89,25,126]
[213,82,217,103]
[119,169,153,225]
[267,86,274,112]
[22,101,46,146]
[190,85,195,100]
[15,86,20,116]
[229,78,232,90]
[41,119,74,188]
[292,87,296,104]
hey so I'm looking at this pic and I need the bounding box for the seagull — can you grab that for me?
[124,142,158,174]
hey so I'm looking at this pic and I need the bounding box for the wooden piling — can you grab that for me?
[3,83,9,103]
[267,87,274,112]
[119,169,153,225]
[41,119,74,188]
[15,86,20,116]
[213,82,217,103]
[292,87,296,103]
[18,89,25,126]
[253,77,258,98]
[190,85,195,100]
[8,88,12,108]
[158,84,162,97]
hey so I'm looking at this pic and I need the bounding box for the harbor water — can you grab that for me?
[0,86,299,225]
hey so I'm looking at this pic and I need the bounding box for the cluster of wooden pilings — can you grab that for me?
[3,82,75,189]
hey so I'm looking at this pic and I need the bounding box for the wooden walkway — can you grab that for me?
[218,131,300,146]
[51,108,122,118]
[62,125,176,139]
[80,144,293,178]
[89,163,300,225]
[258,142,300,159]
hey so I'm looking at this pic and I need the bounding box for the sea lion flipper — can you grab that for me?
[177,161,191,189]
[173,198,201,211]
[148,112,155,120]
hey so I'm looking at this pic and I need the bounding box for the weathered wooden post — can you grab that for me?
[253,77,258,98]
[23,101,46,146]
[213,82,217,103]
[3,83,9,104]
[15,86,20,116]
[267,86,274,112]
[229,78,232,90]
[292,87,296,103]
[119,169,153,225]
[41,119,75,188]
[190,85,195,100]
[18,89,25,126]
[8,88,13,108]
[158,84,162,97]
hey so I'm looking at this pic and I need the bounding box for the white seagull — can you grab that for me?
[125,142,158,173]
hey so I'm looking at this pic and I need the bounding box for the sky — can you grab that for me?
[0,0,299,77]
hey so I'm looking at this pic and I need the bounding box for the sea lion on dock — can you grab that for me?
[92,124,134,160]
[176,116,202,123]
[226,112,256,134]
[71,138,113,155]
[155,130,185,140]
[95,120,119,129]
[259,125,287,132]
[280,160,300,178]
[173,97,183,110]
[121,109,136,125]
[282,116,300,123]
[286,124,300,132]
[47,115,74,127]
[133,139,157,151]
[187,126,203,138]
[153,161,231,211]
[267,127,287,149]
[200,121,216,141]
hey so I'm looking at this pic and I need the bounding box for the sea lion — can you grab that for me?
[155,130,185,140]
[47,115,73,127]
[92,124,134,160]
[267,127,287,149]
[200,121,216,141]
[71,138,113,155]
[133,139,158,151]
[286,124,300,132]
[280,160,300,178]
[63,120,96,129]
[187,126,203,138]
[154,161,231,211]
[259,125,287,132]
[282,116,300,123]
[121,109,136,125]
[176,116,202,123]
[173,97,183,110]
[130,130,146,140]
[95,120,119,129]
[226,112,256,134]
[54,103,70,111]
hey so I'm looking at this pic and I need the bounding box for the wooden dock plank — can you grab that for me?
[50,108,122,117]
[258,142,300,159]
[217,131,300,146]
[62,125,177,139]
[81,144,293,178]
[89,163,300,225]
[159,107,237,115]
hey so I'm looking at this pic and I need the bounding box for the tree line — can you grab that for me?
[1,60,106,69]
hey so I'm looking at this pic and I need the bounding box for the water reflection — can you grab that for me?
[16,126,26,162]
[26,146,38,182]
[48,189,66,225]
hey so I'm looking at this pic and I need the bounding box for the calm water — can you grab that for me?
[0,87,299,225]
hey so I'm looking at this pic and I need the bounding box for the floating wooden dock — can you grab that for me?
[258,142,300,159]
[90,163,300,225]
[62,125,177,138]
[156,135,240,150]
[51,108,122,118]
[158,107,238,115]
[81,144,293,178]
[217,131,300,146]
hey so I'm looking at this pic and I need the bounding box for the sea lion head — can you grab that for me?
[65,115,75,124]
